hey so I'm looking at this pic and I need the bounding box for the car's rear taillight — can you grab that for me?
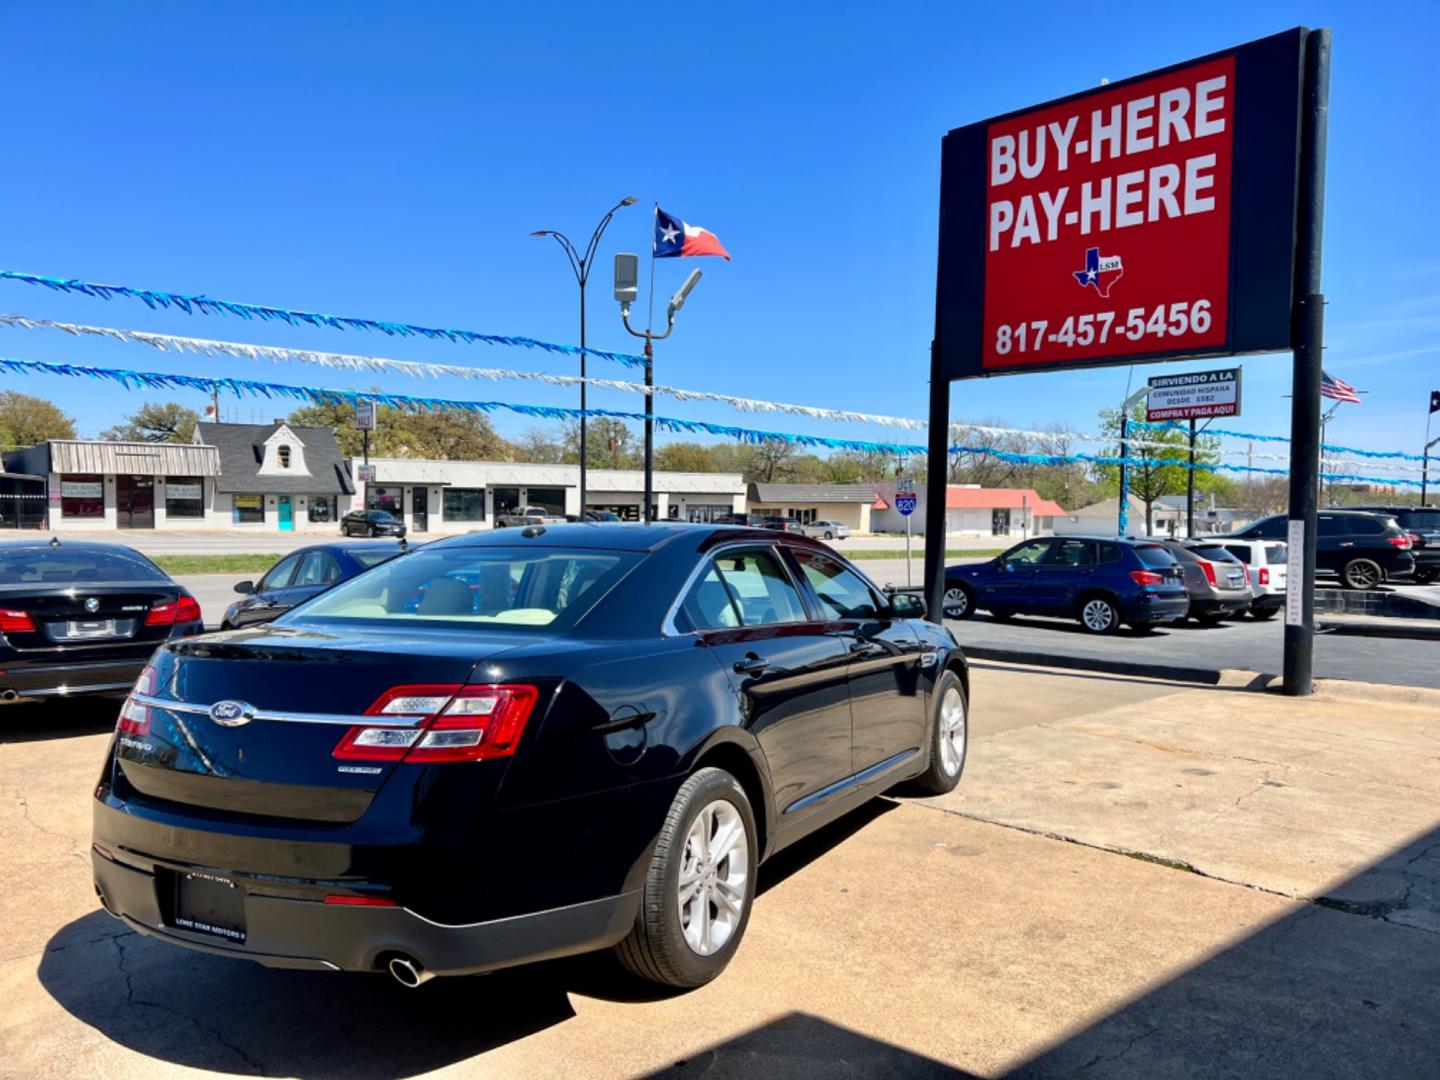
[1258,567,1270,586]
[117,665,157,736]
[1392,533,1417,548]
[145,595,202,626]
[1130,570,1163,586]
[1198,561,1218,586]
[333,684,540,763]
[0,609,35,633]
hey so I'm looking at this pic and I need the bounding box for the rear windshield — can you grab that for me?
[0,548,167,586]
[288,545,640,631]
[1133,544,1179,569]
[1265,544,1287,564]
[1396,511,1440,530]
[346,549,401,569]
[1191,545,1242,563]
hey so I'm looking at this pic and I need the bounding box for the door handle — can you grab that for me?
[848,641,869,654]
[733,654,770,676]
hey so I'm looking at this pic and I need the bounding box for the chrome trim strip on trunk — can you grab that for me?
[129,693,423,728]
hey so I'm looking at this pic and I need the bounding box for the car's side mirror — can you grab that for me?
[887,591,926,619]
[234,580,254,595]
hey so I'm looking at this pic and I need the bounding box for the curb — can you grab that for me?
[961,645,1228,686]
[1317,616,1440,641]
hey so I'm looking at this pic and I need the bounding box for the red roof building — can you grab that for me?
[871,484,1066,538]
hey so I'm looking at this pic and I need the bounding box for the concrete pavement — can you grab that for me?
[1,664,1437,1076]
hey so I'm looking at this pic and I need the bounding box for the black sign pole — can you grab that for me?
[1283,28,1332,697]
[1186,419,1197,537]
[923,343,949,625]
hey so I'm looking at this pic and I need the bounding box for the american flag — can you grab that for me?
[1321,371,1362,404]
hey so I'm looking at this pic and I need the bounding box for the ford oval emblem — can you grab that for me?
[84,597,100,614]
[209,700,254,727]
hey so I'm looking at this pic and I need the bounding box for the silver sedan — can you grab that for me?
[800,520,850,541]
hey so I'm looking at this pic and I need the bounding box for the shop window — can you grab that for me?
[234,494,265,524]
[165,476,205,519]
[443,488,486,522]
[526,487,566,516]
[308,496,335,523]
[60,475,104,519]
[365,486,402,514]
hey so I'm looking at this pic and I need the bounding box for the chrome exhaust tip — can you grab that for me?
[0,689,19,703]
[387,956,434,988]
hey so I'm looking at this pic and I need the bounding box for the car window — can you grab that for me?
[1344,515,1388,536]
[260,554,302,591]
[1316,515,1344,536]
[1167,544,1200,563]
[346,549,399,569]
[1003,540,1052,565]
[1397,510,1440,530]
[682,566,742,630]
[1264,545,1287,564]
[294,546,637,630]
[1192,545,1241,563]
[1246,516,1286,540]
[294,551,340,587]
[699,550,807,628]
[1221,544,1250,563]
[1041,540,1094,567]
[1097,542,1125,564]
[0,548,169,586]
[1133,544,1179,569]
[792,550,879,620]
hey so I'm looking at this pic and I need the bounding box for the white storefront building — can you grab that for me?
[354,458,746,535]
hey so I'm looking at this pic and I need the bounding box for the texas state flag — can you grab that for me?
[653,206,730,260]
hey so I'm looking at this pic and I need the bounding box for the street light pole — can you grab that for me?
[1422,433,1439,505]
[616,260,703,524]
[1116,385,1151,536]
[532,197,637,515]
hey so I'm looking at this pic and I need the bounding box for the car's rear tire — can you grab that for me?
[614,767,757,989]
[1250,607,1279,620]
[1078,594,1120,634]
[943,584,974,620]
[1342,558,1383,590]
[911,670,967,795]
[823,531,834,540]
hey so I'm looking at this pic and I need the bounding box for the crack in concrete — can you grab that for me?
[917,802,1440,935]
[1068,1022,1161,1076]
[13,787,87,863]
[111,935,269,1075]
[0,926,131,965]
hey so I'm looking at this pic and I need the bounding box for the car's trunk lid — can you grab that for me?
[113,623,530,823]
[0,582,184,658]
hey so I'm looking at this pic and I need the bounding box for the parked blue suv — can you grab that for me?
[942,536,1190,634]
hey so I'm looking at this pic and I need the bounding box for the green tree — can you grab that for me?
[562,418,640,469]
[286,400,511,460]
[1095,406,1223,533]
[0,391,76,447]
[511,426,564,464]
[101,401,200,443]
[655,441,721,473]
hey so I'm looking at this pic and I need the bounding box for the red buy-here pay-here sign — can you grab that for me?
[982,56,1235,370]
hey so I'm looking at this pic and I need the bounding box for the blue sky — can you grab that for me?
[0,1,1435,465]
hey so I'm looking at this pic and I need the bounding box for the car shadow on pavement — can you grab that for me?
[0,698,122,745]
[1007,822,1440,1078]
[640,1011,975,1078]
[37,799,905,1076]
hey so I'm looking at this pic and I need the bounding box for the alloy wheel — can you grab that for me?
[938,685,966,776]
[943,587,968,618]
[1344,560,1381,590]
[678,799,750,957]
[1082,598,1116,632]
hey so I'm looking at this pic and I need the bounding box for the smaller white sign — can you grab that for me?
[355,402,376,431]
[1286,519,1305,626]
[1146,367,1242,422]
[356,464,377,482]
[60,481,102,499]
[166,483,202,501]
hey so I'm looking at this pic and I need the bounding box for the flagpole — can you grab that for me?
[643,203,658,525]
[1423,408,1434,505]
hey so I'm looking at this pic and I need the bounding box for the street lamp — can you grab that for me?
[1422,434,1440,505]
[615,256,703,523]
[531,196,637,513]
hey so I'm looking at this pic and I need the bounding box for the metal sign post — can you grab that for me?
[895,476,918,586]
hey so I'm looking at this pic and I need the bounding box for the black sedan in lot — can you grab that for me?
[92,524,967,989]
[340,509,406,538]
[0,539,202,703]
[222,541,405,629]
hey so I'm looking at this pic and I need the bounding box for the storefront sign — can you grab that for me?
[355,402,376,431]
[934,29,1306,378]
[60,481,102,499]
[234,494,262,509]
[1146,367,1241,421]
[166,483,203,501]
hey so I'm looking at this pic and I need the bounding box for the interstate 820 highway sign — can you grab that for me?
[934,29,1306,379]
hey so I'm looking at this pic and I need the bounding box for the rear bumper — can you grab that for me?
[1190,595,1252,616]
[1251,593,1285,613]
[92,846,638,976]
[1123,593,1190,624]
[0,658,146,701]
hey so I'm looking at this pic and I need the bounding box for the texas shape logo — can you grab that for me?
[1072,247,1124,298]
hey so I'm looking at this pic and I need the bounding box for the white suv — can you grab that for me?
[1217,538,1288,620]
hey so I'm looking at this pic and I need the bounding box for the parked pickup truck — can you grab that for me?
[495,505,566,528]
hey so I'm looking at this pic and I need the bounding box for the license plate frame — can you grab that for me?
[163,869,248,945]
[63,619,119,639]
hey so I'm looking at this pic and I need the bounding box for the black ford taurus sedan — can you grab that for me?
[0,539,203,703]
[92,524,968,988]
